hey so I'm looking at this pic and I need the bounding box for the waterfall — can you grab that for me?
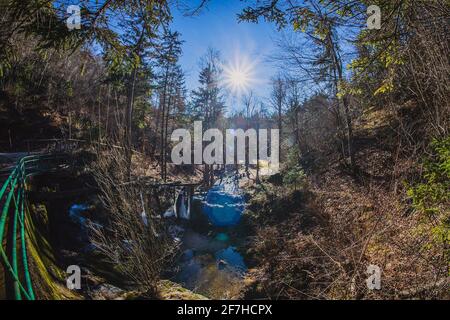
[174,187,191,220]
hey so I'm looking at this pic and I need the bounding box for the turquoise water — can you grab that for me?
[215,232,229,241]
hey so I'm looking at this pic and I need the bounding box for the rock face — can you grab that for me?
[89,284,125,300]
[88,283,143,300]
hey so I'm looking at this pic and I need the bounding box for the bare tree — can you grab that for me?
[269,75,286,160]
[242,91,257,177]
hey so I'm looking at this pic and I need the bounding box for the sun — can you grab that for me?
[229,69,249,88]
[221,53,257,96]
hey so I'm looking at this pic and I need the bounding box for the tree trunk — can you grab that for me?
[342,95,356,170]
[278,103,282,161]
[327,31,356,171]
[256,112,260,184]
[159,69,169,181]
[163,93,172,181]
[125,67,138,180]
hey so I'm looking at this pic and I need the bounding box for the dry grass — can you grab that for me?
[242,115,449,300]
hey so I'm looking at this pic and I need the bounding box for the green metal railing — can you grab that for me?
[0,154,66,300]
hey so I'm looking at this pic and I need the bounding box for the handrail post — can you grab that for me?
[12,186,22,300]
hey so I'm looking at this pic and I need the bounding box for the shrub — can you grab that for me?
[88,146,173,296]
[282,165,306,190]
[407,137,450,245]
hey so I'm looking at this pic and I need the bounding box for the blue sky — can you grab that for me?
[171,1,280,111]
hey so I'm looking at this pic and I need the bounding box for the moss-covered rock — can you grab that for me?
[26,202,82,300]
[157,280,208,300]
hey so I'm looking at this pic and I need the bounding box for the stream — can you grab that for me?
[172,173,248,299]
[66,173,249,299]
